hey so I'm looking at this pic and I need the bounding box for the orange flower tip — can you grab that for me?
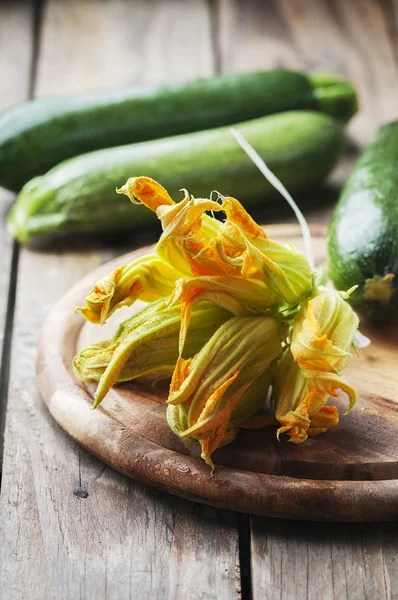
[178,187,189,199]
[116,184,127,195]
[116,179,142,205]
[310,406,339,429]
[75,306,100,324]
[166,394,179,405]
[118,176,175,210]
[116,182,130,195]
[201,451,215,474]
[307,427,328,437]
[276,425,291,441]
[321,406,337,414]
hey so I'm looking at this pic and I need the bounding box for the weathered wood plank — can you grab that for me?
[0,1,34,110]
[0,1,240,599]
[0,1,35,451]
[36,0,214,95]
[250,518,398,600]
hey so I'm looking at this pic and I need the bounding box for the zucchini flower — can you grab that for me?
[215,196,316,306]
[74,172,362,468]
[79,176,315,327]
[116,177,315,314]
[272,287,359,443]
[118,176,222,276]
[166,315,285,469]
[77,254,182,324]
[78,177,223,325]
[74,299,231,407]
[168,275,281,354]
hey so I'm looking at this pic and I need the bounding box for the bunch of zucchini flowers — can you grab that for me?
[74,174,359,470]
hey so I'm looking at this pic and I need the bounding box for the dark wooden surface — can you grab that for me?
[1,1,398,598]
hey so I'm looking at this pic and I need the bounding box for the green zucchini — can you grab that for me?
[0,70,357,191]
[328,121,398,320]
[8,111,344,245]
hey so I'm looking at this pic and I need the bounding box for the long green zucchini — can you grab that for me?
[0,70,357,190]
[328,121,398,320]
[8,111,344,245]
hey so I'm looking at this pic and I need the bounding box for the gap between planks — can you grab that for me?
[0,242,19,466]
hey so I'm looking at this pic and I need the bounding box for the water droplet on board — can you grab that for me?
[163,469,170,476]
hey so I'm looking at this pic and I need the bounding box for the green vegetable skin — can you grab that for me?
[328,121,398,320]
[8,111,344,244]
[0,70,357,190]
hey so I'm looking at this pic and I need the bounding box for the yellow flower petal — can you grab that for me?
[74,301,231,408]
[302,370,357,414]
[155,197,222,275]
[308,405,339,430]
[291,286,359,375]
[221,196,266,240]
[200,428,237,472]
[77,254,182,324]
[168,315,284,467]
[229,368,273,429]
[182,372,240,437]
[168,275,281,355]
[273,287,359,443]
[117,176,175,211]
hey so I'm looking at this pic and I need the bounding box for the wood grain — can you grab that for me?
[250,517,398,600]
[36,0,214,96]
[0,0,34,110]
[0,1,240,599]
[36,226,398,521]
[0,0,35,454]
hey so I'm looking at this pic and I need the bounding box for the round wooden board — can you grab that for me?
[37,224,398,522]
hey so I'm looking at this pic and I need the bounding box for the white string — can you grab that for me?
[230,127,315,270]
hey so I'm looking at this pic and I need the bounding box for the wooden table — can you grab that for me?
[1,1,398,598]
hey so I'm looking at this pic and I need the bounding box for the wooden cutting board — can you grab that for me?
[37,224,398,522]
